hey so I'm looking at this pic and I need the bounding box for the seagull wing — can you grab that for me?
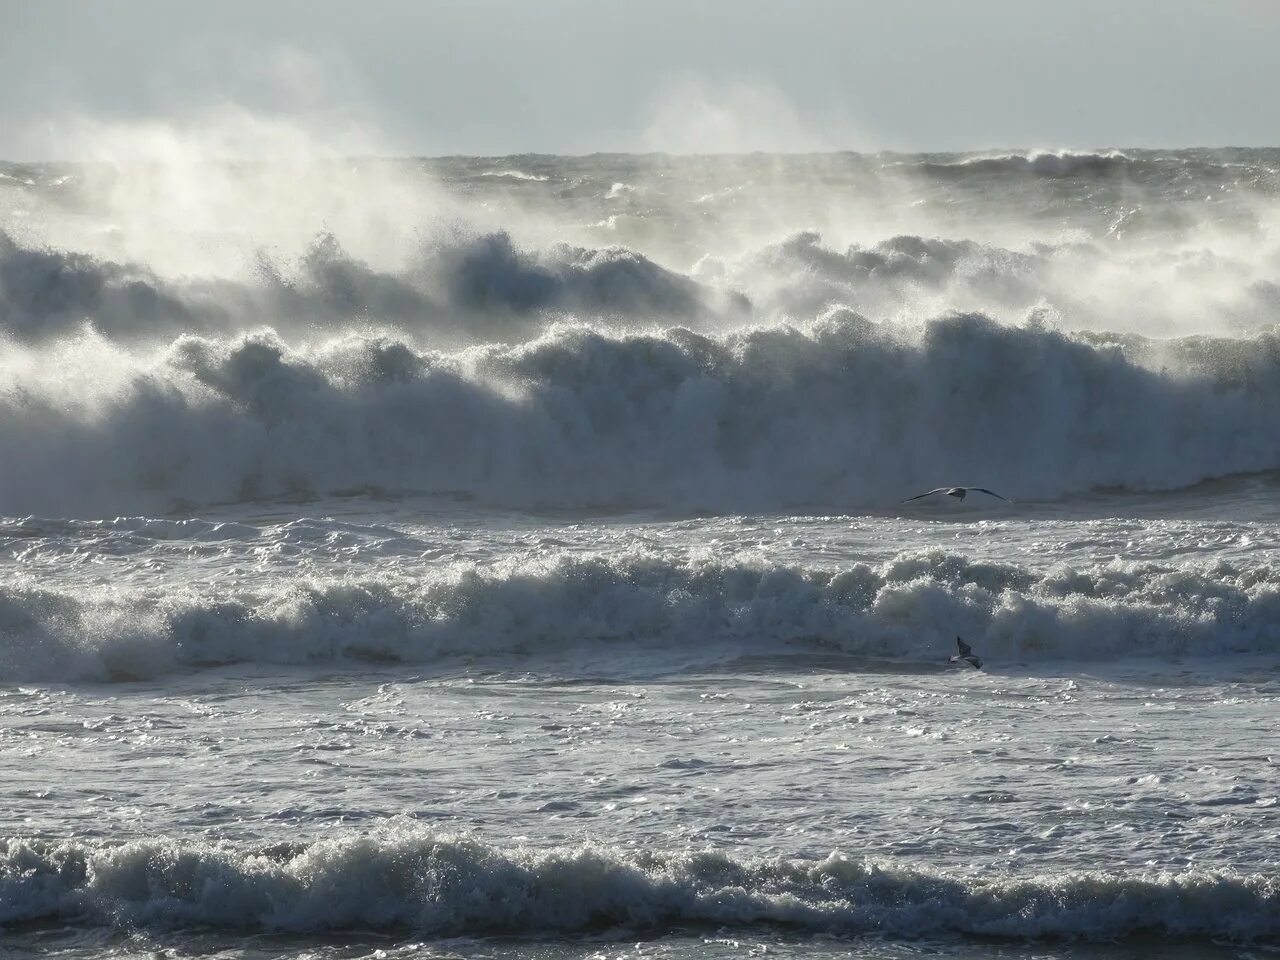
[902,487,951,503]
[956,637,973,657]
[969,488,1012,502]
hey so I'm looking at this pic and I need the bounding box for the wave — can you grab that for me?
[0,230,743,343]
[709,231,1046,319]
[902,148,1280,195]
[3,550,1278,682]
[704,230,1280,332]
[920,150,1135,179]
[4,313,1280,516]
[478,169,551,181]
[1,829,1275,940]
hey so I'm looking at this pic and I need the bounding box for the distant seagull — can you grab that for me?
[949,636,983,670]
[902,486,1012,504]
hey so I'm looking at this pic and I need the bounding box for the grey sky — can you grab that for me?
[2,0,1278,158]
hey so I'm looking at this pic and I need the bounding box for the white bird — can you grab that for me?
[902,486,1011,504]
[949,636,983,670]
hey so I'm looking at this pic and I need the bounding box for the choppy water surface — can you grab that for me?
[1,150,1278,958]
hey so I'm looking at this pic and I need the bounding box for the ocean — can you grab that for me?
[0,149,1277,958]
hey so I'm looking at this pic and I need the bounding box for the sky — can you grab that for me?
[2,0,1279,159]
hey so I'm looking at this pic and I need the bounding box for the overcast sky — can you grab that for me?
[3,0,1279,159]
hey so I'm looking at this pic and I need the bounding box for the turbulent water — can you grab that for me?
[1,148,1279,959]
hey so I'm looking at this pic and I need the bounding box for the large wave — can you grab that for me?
[700,230,1280,332]
[2,829,1275,940]
[0,229,744,343]
[2,550,1278,682]
[3,314,1280,516]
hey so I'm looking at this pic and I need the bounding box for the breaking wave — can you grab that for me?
[702,229,1280,331]
[1,830,1275,940]
[921,149,1135,178]
[0,229,742,342]
[4,314,1280,515]
[3,550,1278,682]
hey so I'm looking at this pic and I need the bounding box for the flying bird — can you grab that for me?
[902,486,1011,504]
[949,636,983,670]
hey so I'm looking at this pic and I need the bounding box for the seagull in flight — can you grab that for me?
[949,636,983,670]
[902,486,1012,504]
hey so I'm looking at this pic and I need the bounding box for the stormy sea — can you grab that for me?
[1,149,1277,958]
